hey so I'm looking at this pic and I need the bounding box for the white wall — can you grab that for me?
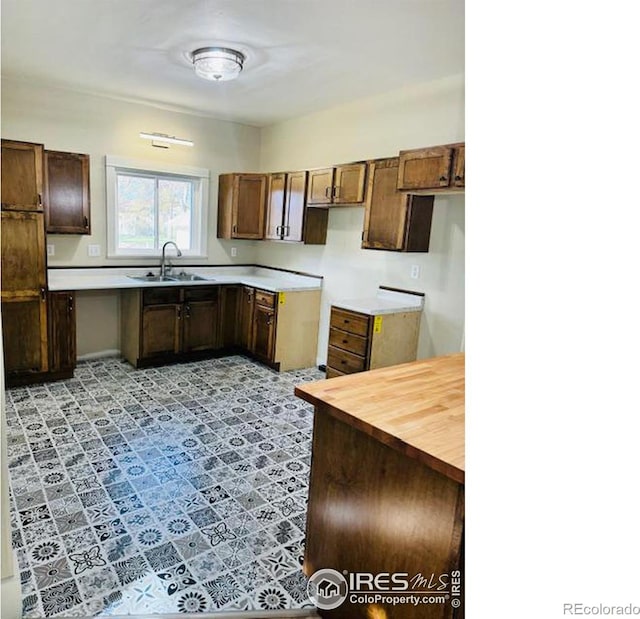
[257,75,465,361]
[1,78,261,354]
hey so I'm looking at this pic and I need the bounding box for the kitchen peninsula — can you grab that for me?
[295,353,465,619]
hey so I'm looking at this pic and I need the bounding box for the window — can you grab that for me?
[106,156,209,258]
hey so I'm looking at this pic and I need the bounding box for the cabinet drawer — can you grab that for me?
[142,287,182,306]
[325,366,348,379]
[327,345,366,374]
[255,289,276,308]
[329,327,368,357]
[184,286,218,302]
[330,307,370,337]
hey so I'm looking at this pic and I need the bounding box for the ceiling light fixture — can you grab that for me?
[190,47,245,82]
[139,132,194,148]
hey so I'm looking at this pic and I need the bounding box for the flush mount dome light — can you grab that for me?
[190,47,245,81]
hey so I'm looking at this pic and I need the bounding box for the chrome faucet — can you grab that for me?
[160,241,182,277]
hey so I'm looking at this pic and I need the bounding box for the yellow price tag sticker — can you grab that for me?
[373,315,383,333]
[279,292,286,305]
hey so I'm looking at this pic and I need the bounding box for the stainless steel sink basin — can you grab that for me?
[171,272,209,281]
[127,273,210,283]
[128,275,176,282]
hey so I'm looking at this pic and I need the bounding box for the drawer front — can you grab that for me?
[142,287,182,306]
[325,366,347,379]
[327,345,366,374]
[255,289,276,308]
[184,286,218,302]
[330,307,370,337]
[329,327,368,357]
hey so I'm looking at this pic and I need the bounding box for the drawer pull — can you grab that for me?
[342,339,348,344]
[341,360,346,365]
[343,319,349,324]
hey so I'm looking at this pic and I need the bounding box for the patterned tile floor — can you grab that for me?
[5,355,324,616]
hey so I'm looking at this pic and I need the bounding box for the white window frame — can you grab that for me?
[106,155,209,258]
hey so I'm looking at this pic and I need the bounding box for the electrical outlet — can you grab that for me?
[47,244,55,257]
[410,265,420,279]
[231,247,237,257]
[88,244,101,257]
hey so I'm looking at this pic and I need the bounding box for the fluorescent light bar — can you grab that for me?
[139,132,194,147]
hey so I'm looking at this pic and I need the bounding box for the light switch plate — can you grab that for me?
[410,265,420,279]
[88,244,101,257]
[231,247,237,257]
[47,244,55,256]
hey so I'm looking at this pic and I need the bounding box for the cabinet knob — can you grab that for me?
[40,288,46,302]
[344,319,350,324]
[342,339,348,344]
[439,176,448,182]
[341,360,346,365]
[84,216,89,228]
[455,175,462,181]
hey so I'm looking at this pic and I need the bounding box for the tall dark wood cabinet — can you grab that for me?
[44,150,91,234]
[1,140,51,384]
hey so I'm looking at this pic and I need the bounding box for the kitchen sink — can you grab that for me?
[127,272,210,283]
[128,274,176,282]
[171,272,209,281]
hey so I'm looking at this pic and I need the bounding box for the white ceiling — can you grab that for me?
[0,0,464,127]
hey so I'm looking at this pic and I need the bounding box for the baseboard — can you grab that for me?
[77,349,121,361]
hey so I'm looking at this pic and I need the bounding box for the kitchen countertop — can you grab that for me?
[48,266,323,293]
[332,287,424,315]
[295,352,464,483]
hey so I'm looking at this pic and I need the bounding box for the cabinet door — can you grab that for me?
[1,211,47,293]
[44,151,91,234]
[239,286,255,350]
[283,171,307,242]
[306,168,334,206]
[232,174,267,239]
[362,158,408,250]
[2,297,48,374]
[141,304,181,358]
[397,146,454,190]
[1,140,44,211]
[265,173,286,240]
[219,285,240,348]
[252,304,276,363]
[334,163,366,204]
[183,300,219,353]
[48,292,76,372]
[452,145,465,187]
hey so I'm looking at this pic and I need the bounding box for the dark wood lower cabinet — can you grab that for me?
[183,299,219,353]
[1,296,48,377]
[238,286,255,350]
[141,304,181,358]
[251,302,276,364]
[48,291,76,374]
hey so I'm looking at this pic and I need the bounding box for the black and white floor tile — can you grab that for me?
[5,355,323,616]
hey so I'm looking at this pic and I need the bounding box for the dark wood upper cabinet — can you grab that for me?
[44,150,91,234]
[363,158,435,252]
[217,173,267,239]
[265,173,286,240]
[264,170,325,244]
[397,142,465,192]
[452,144,465,187]
[1,139,44,211]
[306,163,366,206]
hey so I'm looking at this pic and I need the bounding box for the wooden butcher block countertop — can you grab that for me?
[295,352,465,484]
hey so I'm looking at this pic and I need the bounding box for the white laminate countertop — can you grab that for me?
[48,266,323,293]
[333,288,425,315]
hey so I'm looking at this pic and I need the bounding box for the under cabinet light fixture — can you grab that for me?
[139,132,194,148]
